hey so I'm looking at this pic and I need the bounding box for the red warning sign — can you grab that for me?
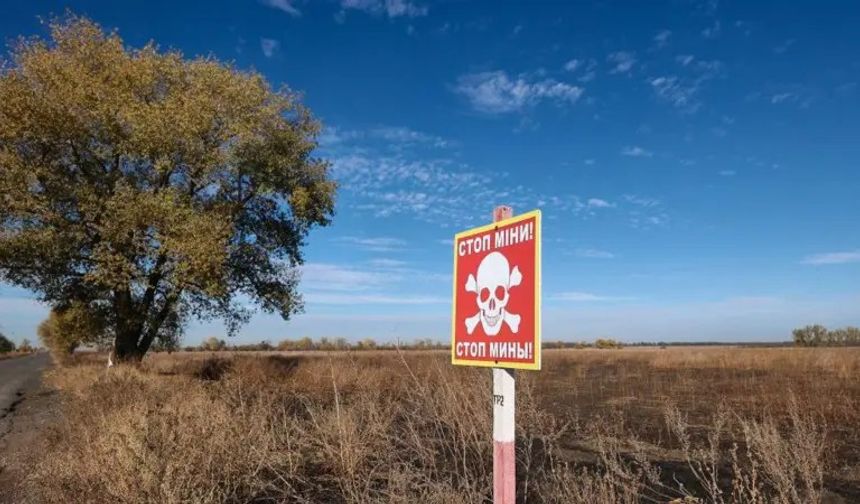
[451,210,541,370]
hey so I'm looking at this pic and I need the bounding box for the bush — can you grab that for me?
[200,336,227,352]
[0,333,15,353]
[594,338,622,349]
[357,338,377,350]
[277,337,314,351]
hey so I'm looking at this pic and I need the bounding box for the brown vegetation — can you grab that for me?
[21,347,860,503]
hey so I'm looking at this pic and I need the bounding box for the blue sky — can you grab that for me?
[1,0,859,345]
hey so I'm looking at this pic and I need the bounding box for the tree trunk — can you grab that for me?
[108,287,180,366]
[111,287,145,364]
[112,329,144,363]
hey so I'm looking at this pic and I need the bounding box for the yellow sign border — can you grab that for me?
[450,209,542,371]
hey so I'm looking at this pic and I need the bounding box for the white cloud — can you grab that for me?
[676,54,695,66]
[773,39,795,55]
[576,59,598,82]
[650,59,722,112]
[304,292,447,305]
[754,86,814,109]
[650,76,700,112]
[628,213,669,229]
[296,252,454,308]
[801,251,860,265]
[579,71,596,83]
[551,291,632,302]
[320,126,448,149]
[453,71,584,114]
[318,126,360,147]
[336,236,407,252]
[299,260,449,305]
[340,0,428,18]
[368,258,408,268]
[328,152,502,224]
[587,198,614,208]
[575,248,615,259]
[260,38,280,58]
[621,146,653,158]
[702,20,721,39]
[607,51,636,74]
[564,59,580,72]
[260,0,300,16]
[623,194,661,207]
[370,126,448,147]
[300,263,393,291]
[323,124,640,227]
[734,20,752,37]
[770,92,797,104]
[719,170,736,176]
[653,30,671,48]
[622,195,667,229]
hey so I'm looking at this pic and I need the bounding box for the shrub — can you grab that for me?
[595,338,622,349]
[200,336,227,351]
[0,332,15,353]
[357,338,377,350]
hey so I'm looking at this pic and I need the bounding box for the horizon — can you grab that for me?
[1,0,858,345]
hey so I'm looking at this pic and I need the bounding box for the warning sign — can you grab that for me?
[451,210,541,370]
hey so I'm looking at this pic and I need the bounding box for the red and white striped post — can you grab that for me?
[492,205,516,504]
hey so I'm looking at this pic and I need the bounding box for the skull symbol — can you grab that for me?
[464,252,522,336]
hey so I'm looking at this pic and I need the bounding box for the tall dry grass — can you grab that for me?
[22,347,860,503]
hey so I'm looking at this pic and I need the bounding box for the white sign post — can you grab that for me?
[491,205,515,504]
[493,367,516,503]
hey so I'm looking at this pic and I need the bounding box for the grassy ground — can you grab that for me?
[18,346,860,503]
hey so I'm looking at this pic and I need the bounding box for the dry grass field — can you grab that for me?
[17,346,860,503]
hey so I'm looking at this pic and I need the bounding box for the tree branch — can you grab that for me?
[137,289,180,355]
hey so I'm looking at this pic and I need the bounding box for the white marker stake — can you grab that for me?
[492,205,516,504]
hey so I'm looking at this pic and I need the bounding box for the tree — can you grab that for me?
[0,332,14,353]
[357,338,377,350]
[201,336,227,352]
[38,304,101,363]
[792,325,828,347]
[19,338,34,353]
[845,327,860,346]
[0,16,335,362]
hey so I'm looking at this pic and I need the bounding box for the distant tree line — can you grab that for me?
[164,337,449,353]
[792,325,860,347]
[543,338,624,349]
[185,337,640,352]
[0,332,36,354]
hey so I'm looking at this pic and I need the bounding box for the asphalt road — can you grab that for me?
[0,353,52,503]
[0,353,51,424]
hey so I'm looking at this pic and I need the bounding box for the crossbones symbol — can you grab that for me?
[464,251,522,336]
